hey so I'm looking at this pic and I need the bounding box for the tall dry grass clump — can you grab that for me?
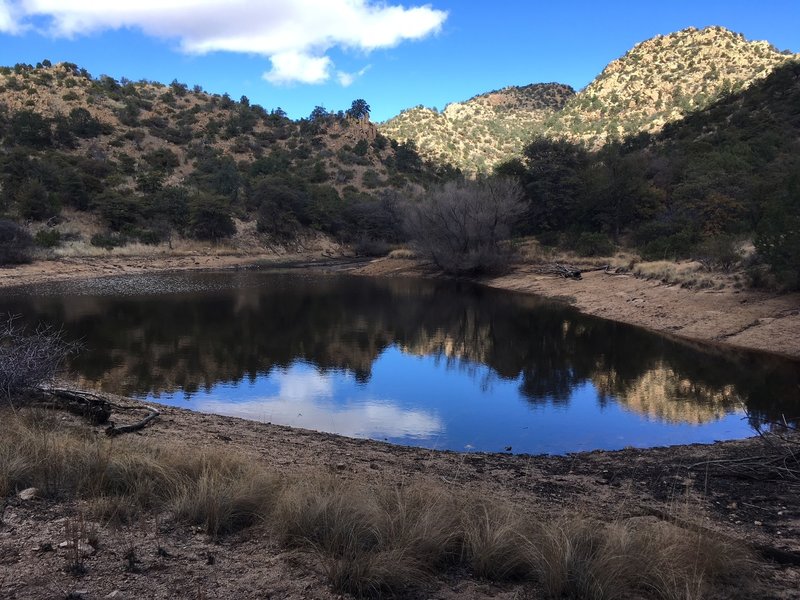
[529,516,751,600]
[0,407,753,597]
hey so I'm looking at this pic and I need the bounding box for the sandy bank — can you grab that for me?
[354,257,800,360]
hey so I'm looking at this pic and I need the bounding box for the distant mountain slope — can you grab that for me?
[380,26,798,172]
[547,25,798,146]
[0,61,416,194]
[379,83,574,173]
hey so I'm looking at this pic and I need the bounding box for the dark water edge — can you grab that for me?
[1,270,798,454]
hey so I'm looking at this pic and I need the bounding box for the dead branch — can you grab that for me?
[105,405,160,437]
[687,407,800,484]
[38,386,160,436]
[531,263,587,279]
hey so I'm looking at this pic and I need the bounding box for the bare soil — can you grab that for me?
[1,401,798,599]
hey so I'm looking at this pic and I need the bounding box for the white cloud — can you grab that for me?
[264,51,332,85]
[0,0,20,33]
[336,64,370,87]
[5,0,447,84]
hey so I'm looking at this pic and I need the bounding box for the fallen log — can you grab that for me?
[38,387,160,435]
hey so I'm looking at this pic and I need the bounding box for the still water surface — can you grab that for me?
[2,271,798,454]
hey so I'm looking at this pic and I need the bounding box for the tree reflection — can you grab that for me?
[2,272,798,424]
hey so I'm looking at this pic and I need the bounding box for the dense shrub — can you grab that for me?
[571,232,615,257]
[189,195,236,241]
[0,220,34,264]
[17,180,60,221]
[142,148,180,173]
[90,232,128,250]
[34,229,62,248]
[755,195,800,290]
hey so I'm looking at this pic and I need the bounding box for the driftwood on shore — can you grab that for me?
[38,386,160,436]
[530,263,611,280]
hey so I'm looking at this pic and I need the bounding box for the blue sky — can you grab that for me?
[0,1,798,121]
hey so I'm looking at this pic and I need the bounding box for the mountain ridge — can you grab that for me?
[379,25,799,172]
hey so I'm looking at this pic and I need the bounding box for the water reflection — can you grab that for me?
[191,364,444,439]
[1,271,798,453]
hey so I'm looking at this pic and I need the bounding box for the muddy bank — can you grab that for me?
[0,253,318,289]
[353,258,800,360]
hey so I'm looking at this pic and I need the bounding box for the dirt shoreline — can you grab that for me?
[2,253,798,359]
[353,257,800,360]
[2,398,799,599]
[1,255,799,598]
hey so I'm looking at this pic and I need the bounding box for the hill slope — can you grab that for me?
[547,25,798,146]
[380,26,798,172]
[380,83,574,172]
[0,61,444,252]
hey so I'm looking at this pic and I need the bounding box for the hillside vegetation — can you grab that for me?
[0,61,453,255]
[381,26,798,172]
[497,60,800,288]
[380,83,574,173]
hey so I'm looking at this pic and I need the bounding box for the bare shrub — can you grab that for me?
[403,178,525,274]
[694,235,744,273]
[0,314,81,399]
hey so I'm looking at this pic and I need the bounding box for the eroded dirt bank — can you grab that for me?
[354,258,800,360]
[1,400,799,599]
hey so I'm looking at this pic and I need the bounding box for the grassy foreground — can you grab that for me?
[1,407,752,599]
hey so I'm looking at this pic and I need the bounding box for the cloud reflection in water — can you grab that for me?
[194,365,444,440]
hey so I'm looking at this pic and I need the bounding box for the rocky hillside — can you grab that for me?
[0,61,422,195]
[547,26,798,146]
[0,61,444,252]
[380,26,798,172]
[379,83,574,173]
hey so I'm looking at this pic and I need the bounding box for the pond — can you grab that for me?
[2,270,798,455]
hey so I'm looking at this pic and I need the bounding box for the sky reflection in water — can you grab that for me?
[1,271,797,455]
[152,346,754,455]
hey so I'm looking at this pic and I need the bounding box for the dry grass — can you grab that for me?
[0,407,753,597]
[630,260,729,290]
[387,248,418,260]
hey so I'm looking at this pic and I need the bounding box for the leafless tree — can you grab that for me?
[403,178,525,274]
[0,314,81,399]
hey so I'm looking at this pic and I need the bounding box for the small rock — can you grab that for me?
[754,520,763,526]
[335,463,346,471]
[105,590,122,598]
[17,487,39,501]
